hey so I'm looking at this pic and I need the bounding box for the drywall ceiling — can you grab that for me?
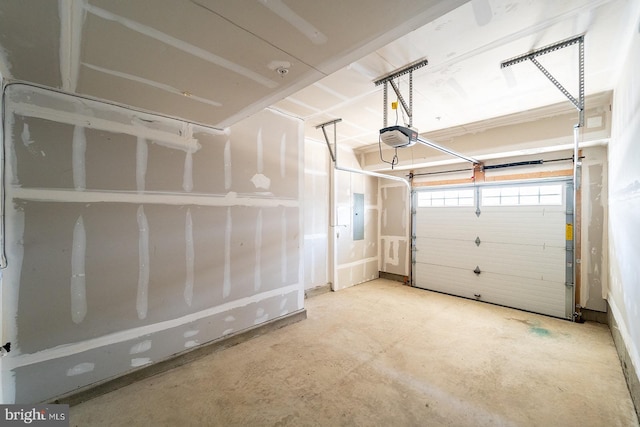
[1,1,638,151]
[273,0,640,149]
[0,0,465,128]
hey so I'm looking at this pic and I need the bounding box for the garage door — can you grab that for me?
[413,181,573,319]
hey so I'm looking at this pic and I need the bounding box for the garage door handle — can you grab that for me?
[473,266,481,275]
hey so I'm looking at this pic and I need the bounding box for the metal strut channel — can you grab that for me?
[374,58,429,86]
[500,34,585,126]
[501,34,585,321]
[374,58,480,166]
[375,58,428,128]
[315,118,341,163]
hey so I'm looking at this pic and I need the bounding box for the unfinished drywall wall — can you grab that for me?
[333,146,378,290]
[0,84,304,404]
[303,139,329,290]
[358,93,612,171]
[608,17,640,414]
[580,146,608,312]
[380,182,410,277]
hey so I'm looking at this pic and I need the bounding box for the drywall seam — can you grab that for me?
[9,188,299,207]
[0,93,8,267]
[82,63,222,108]
[70,215,87,324]
[251,128,271,190]
[224,138,231,190]
[84,3,278,89]
[0,46,12,80]
[280,133,287,178]
[136,205,149,320]
[281,208,287,284]
[254,209,262,292]
[183,150,193,192]
[6,83,228,139]
[223,207,231,298]
[297,118,305,309]
[608,293,640,383]
[72,126,86,190]
[255,129,262,171]
[257,0,327,44]
[19,123,33,153]
[9,102,201,153]
[184,208,194,307]
[3,284,301,370]
[136,137,147,192]
[59,0,84,92]
[304,234,326,240]
[336,256,378,270]
[0,200,25,404]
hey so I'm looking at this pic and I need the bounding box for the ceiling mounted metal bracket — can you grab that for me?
[500,34,585,127]
[374,58,481,166]
[374,58,428,128]
[502,34,585,323]
[316,118,342,163]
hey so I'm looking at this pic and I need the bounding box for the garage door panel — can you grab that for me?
[415,237,476,267]
[414,263,478,299]
[418,209,565,247]
[413,181,570,319]
[417,238,566,282]
[476,272,566,318]
[475,242,566,282]
[414,265,566,318]
[415,207,476,240]
[477,211,565,246]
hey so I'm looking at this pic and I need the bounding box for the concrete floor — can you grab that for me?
[71,279,639,426]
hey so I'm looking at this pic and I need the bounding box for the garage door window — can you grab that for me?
[417,189,474,207]
[481,184,563,206]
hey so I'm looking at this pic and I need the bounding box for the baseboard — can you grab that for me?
[607,301,640,419]
[304,283,332,298]
[378,271,409,284]
[581,308,608,324]
[51,309,307,407]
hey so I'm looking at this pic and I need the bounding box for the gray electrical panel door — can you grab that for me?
[353,193,364,240]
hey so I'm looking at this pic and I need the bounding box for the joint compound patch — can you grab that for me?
[251,173,271,190]
[67,362,95,376]
[129,340,152,354]
[131,358,151,368]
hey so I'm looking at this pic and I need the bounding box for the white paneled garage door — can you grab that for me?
[413,181,573,319]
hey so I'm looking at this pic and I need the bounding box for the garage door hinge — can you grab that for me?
[475,237,481,246]
[475,207,481,217]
